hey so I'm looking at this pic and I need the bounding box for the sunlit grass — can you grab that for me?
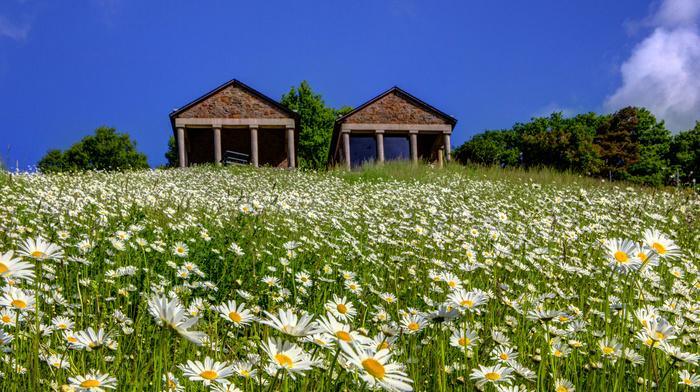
[0,163,698,391]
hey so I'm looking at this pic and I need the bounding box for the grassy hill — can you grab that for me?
[0,163,698,391]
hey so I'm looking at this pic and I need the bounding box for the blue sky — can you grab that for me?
[1,0,699,169]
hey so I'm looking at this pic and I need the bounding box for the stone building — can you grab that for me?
[327,87,457,168]
[169,79,300,168]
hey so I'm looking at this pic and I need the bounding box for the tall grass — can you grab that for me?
[0,164,697,391]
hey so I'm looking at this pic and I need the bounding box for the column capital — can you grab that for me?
[285,124,295,129]
[212,124,222,129]
[443,130,452,134]
[375,129,385,134]
[341,129,351,134]
[249,124,259,129]
[409,129,419,134]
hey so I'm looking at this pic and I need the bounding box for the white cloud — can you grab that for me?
[0,14,30,40]
[604,0,700,132]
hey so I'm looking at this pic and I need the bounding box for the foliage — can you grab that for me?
[669,121,700,185]
[38,127,149,173]
[626,108,672,186]
[280,81,352,169]
[453,106,697,188]
[164,136,179,168]
[593,106,642,181]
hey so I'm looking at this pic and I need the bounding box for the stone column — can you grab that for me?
[286,126,295,168]
[250,125,259,167]
[438,147,444,167]
[409,130,418,165]
[376,130,385,164]
[213,125,222,166]
[177,127,186,168]
[342,130,351,170]
[444,132,451,162]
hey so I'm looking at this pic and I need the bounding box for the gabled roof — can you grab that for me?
[169,79,300,128]
[327,86,457,164]
[335,86,457,126]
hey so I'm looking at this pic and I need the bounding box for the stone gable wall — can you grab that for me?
[344,93,447,125]
[178,85,289,119]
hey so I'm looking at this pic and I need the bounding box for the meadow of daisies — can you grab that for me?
[0,163,699,392]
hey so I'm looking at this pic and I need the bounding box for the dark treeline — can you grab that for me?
[453,106,700,187]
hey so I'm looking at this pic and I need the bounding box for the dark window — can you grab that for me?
[349,134,376,167]
[384,135,410,161]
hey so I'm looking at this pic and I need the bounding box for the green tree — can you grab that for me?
[454,129,519,166]
[625,108,671,186]
[280,81,351,169]
[38,127,149,173]
[669,121,700,185]
[594,107,641,181]
[36,149,67,173]
[164,136,179,168]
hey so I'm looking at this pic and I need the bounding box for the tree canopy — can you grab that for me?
[38,127,149,173]
[454,107,699,188]
[280,81,352,169]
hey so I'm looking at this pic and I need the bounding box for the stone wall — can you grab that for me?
[178,85,289,119]
[344,92,446,125]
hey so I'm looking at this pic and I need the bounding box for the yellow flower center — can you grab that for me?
[459,337,470,347]
[655,332,665,340]
[177,248,184,253]
[1,316,10,323]
[336,331,352,342]
[558,316,568,322]
[461,300,474,307]
[67,336,77,343]
[53,362,61,367]
[31,251,46,259]
[0,264,8,275]
[362,358,385,379]
[80,380,101,387]
[614,251,628,263]
[378,342,390,350]
[685,379,693,385]
[337,304,348,314]
[349,285,357,290]
[448,281,456,288]
[408,322,419,331]
[59,324,68,329]
[240,370,250,376]
[603,347,614,354]
[484,372,500,381]
[385,298,393,303]
[276,354,293,368]
[500,353,509,360]
[229,312,242,323]
[11,300,26,309]
[653,243,666,254]
[557,387,568,392]
[200,370,218,380]
[639,253,648,262]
